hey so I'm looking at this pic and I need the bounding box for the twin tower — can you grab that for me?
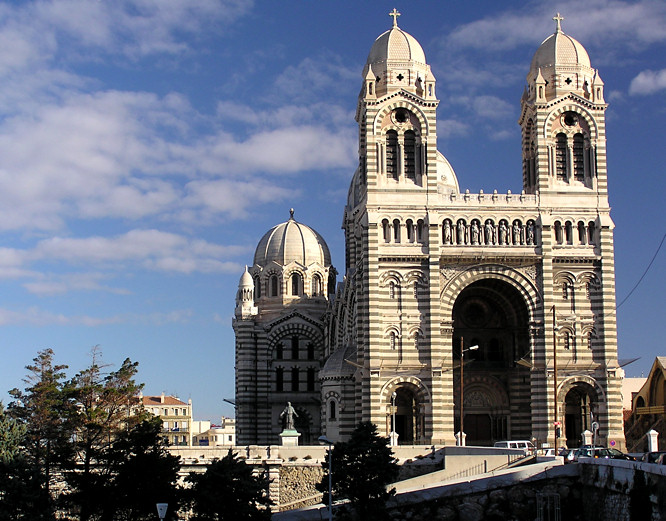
[234,12,625,449]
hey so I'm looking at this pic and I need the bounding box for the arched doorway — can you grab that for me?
[388,387,421,444]
[452,279,531,444]
[564,384,596,448]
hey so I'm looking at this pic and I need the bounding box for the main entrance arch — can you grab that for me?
[451,278,531,444]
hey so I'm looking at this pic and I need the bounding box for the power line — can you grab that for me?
[616,231,666,311]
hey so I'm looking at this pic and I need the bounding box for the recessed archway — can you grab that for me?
[452,278,531,444]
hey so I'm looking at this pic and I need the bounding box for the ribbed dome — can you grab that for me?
[253,210,331,267]
[320,345,357,380]
[530,24,590,73]
[367,26,426,66]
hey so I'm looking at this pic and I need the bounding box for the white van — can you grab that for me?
[493,440,535,453]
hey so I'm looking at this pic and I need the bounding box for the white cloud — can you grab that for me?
[437,119,470,139]
[629,69,666,95]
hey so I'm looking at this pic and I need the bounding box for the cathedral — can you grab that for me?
[233,12,626,450]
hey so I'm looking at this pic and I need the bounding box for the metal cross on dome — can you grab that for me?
[389,8,401,27]
[553,12,564,32]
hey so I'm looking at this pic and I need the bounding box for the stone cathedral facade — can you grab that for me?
[234,13,626,449]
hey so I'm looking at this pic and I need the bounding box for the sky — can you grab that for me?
[0,0,664,422]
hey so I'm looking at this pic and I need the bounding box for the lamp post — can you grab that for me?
[459,338,479,446]
[156,503,168,521]
[391,391,397,446]
[318,435,334,521]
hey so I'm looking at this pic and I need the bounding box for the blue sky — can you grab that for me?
[0,0,664,421]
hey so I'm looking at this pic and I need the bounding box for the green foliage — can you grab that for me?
[317,422,399,519]
[0,404,53,521]
[186,448,272,521]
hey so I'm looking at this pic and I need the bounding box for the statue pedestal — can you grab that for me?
[280,429,301,446]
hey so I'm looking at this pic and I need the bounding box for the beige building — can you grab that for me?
[234,12,625,450]
[141,393,193,446]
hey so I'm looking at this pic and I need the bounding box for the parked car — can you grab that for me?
[596,448,635,461]
[558,448,575,462]
[493,440,535,453]
[641,451,666,464]
[567,445,605,462]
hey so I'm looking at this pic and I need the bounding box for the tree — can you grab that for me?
[186,448,272,521]
[63,348,148,521]
[317,422,399,519]
[7,349,74,518]
[0,403,52,521]
[104,417,182,521]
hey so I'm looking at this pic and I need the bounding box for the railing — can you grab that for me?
[636,406,666,415]
[442,453,528,482]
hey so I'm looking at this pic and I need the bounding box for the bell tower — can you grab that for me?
[519,13,607,199]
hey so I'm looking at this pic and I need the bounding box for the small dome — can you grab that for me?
[367,25,426,66]
[253,209,331,267]
[239,266,253,288]
[530,16,590,73]
[320,345,357,380]
[436,150,460,194]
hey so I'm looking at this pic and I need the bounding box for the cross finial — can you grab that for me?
[289,208,294,219]
[389,8,401,28]
[553,12,564,32]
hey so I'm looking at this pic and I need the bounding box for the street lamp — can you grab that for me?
[156,503,168,521]
[459,338,479,447]
[318,435,334,521]
[391,391,397,446]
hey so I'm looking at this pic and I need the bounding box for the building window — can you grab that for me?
[404,130,416,180]
[291,367,299,391]
[307,368,315,391]
[406,219,414,242]
[413,281,418,299]
[270,275,279,297]
[578,221,586,244]
[276,368,283,391]
[565,221,573,244]
[389,281,395,299]
[291,336,299,359]
[588,221,596,244]
[312,274,322,296]
[254,276,261,299]
[393,219,401,242]
[414,332,419,350]
[386,130,398,180]
[291,273,301,296]
[329,400,337,420]
[562,283,569,299]
[573,133,585,181]
[555,133,567,181]
[307,342,315,360]
[276,342,283,359]
[417,220,424,242]
[389,331,396,350]
[382,219,390,242]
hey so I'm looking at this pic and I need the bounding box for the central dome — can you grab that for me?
[253,210,331,267]
[366,25,426,66]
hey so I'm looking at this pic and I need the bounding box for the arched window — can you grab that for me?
[588,221,596,244]
[254,277,261,299]
[562,282,569,299]
[291,367,299,391]
[291,273,302,296]
[329,400,337,420]
[382,219,390,243]
[555,133,567,181]
[554,221,563,244]
[393,219,401,242]
[276,342,283,359]
[276,368,283,392]
[565,222,573,245]
[270,275,279,297]
[389,331,396,350]
[404,130,416,180]
[307,368,315,391]
[291,336,299,359]
[417,219,424,242]
[414,332,419,350]
[386,130,398,180]
[573,133,585,181]
[578,221,586,244]
[389,281,396,299]
[312,274,322,296]
[413,281,418,299]
[406,219,414,242]
[307,342,315,360]
[562,332,570,350]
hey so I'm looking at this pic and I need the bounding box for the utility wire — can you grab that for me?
[616,231,666,311]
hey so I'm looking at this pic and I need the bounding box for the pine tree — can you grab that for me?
[186,448,272,521]
[317,422,399,519]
